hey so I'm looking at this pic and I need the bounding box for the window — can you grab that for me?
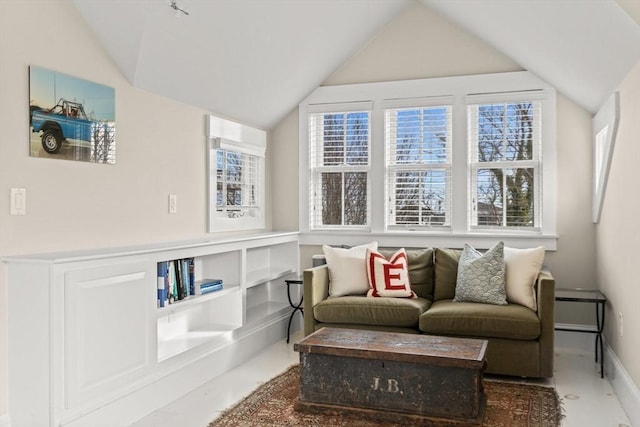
[308,107,371,229]
[592,92,619,223]
[468,101,541,229]
[207,115,265,232]
[385,103,452,228]
[216,150,259,218]
[299,72,557,249]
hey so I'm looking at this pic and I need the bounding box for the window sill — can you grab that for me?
[299,231,557,251]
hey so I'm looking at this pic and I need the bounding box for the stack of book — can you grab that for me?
[157,260,226,307]
[195,278,224,295]
[156,258,195,307]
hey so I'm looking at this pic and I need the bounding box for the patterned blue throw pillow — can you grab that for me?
[453,241,507,305]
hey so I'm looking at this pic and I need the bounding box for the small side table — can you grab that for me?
[555,288,607,378]
[284,276,304,343]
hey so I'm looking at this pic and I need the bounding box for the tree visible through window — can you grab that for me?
[309,111,369,228]
[216,149,258,218]
[470,102,540,228]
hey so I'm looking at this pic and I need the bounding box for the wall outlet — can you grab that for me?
[169,194,177,214]
[619,312,623,337]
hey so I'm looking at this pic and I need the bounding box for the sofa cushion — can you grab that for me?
[454,242,507,305]
[366,248,415,298]
[323,242,378,297]
[379,248,434,299]
[419,299,540,340]
[314,296,431,328]
[433,248,462,301]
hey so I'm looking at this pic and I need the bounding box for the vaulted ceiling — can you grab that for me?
[72,0,640,130]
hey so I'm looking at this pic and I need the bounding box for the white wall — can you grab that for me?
[0,0,266,419]
[596,59,640,390]
[0,2,219,257]
[272,2,598,305]
[323,1,521,85]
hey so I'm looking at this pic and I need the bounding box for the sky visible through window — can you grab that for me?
[390,106,449,226]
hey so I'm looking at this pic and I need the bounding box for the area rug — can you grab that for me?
[209,365,562,426]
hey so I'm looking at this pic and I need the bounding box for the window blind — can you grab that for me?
[216,149,259,216]
[385,105,452,227]
[308,109,370,228]
[207,115,266,157]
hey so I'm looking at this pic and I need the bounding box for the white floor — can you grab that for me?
[132,331,632,427]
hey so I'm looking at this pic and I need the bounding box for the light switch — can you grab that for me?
[169,194,177,214]
[11,188,26,215]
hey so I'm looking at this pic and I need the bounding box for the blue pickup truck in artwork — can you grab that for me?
[30,98,96,153]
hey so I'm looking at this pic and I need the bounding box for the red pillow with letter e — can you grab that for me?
[366,248,416,298]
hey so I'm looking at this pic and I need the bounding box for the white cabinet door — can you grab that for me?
[64,262,155,408]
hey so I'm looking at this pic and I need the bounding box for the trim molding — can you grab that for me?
[605,339,640,427]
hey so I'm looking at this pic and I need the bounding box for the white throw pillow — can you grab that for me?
[504,246,545,311]
[323,242,378,297]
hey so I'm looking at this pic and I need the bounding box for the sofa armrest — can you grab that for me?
[535,269,556,377]
[303,264,330,336]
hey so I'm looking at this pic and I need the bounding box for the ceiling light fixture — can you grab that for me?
[170,1,189,16]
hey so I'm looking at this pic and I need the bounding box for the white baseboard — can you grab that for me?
[555,324,640,426]
[604,340,640,427]
[0,413,10,427]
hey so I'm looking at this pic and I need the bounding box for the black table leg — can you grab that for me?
[596,301,605,378]
[285,279,304,343]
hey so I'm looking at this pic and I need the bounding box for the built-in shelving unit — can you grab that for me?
[3,231,299,427]
[156,283,242,361]
[245,241,299,326]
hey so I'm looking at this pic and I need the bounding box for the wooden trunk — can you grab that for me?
[294,328,488,425]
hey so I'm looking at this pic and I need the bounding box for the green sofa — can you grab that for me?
[303,247,555,378]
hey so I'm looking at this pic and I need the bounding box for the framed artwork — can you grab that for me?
[29,66,116,164]
[592,91,620,223]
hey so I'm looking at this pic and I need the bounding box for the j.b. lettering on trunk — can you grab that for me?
[371,377,402,394]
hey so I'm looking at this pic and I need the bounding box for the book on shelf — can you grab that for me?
[195,278,224,295]
[157,257,196,306]
[157,261,169,307]
[188,258,195,295]
[168,260,177,301]
[175,259,187,300]
[200,282,223,294]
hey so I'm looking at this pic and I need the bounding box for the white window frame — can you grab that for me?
[307,102,372,231]
[298,72,557,250]
[467,95,544,231]
[207,115,266,232]
[384,97,453,230]
[592,92,620,223]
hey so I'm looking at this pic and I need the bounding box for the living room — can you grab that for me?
[1,0,639,426]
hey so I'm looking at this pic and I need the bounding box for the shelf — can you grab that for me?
[157,284,240,317]
[246,267,295,288]
[157,326,237,362]
[1,231,299,264]
[246,300,290,325]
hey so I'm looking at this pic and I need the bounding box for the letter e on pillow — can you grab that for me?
[366,248,415,298]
